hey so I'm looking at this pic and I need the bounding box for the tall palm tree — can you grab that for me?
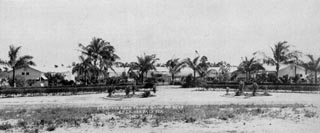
[183,55,214,83]
[0,45,35,87]
[183,56,202,81]
[78,37,120,81]
[302,55,320,84]
[237,57,265,81]
[255,41,301,77]
[166,58,186,82]
[129,54,158,83]
[72,56,96,85]
[196,56,215,78]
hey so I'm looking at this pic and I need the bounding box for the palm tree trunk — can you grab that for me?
[315,71,318,84]
[93,60,98,83]
[141,72,144,84]
[294,65,297,77]
[248,71,251,81]
[171,73,175,82]
[193,70,196,82]
[245,72,248,81]
[12,68,16,87]
[276,64,279,78]
[84,71,87,85]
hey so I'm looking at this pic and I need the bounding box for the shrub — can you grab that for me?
[125,86,130,96]
[304,110,316,118]
[144,82,155,88]
[141,91,151,98]
[46,125,56,131]
[17,120,27,128]
[0,122,13,130]
[185,117,196,123]
[182,74,194,88]
[152,86,157,93]
[107,87,115,97]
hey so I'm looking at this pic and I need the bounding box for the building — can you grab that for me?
[3,66,48,87]
[278,64,306,78]
[234,64,308,82]
[34,65,75,81]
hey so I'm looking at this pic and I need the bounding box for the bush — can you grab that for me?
[0,122,13,130]
[17,120,27,128]
[107,87,115,97]
[141,91,151,98]
[125,86,130,96]
[152,86,157,93]
[144,82,155,88]
[182,74,194,88]
[46,125,56,131]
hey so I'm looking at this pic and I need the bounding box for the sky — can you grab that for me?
[1,0,320,68]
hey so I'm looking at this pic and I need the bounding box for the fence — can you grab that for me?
[0,83,148,97]
[206,82,320,91]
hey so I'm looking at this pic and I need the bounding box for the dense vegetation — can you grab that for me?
[0,39,320,90]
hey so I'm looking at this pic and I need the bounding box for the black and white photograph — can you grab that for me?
[0,0,320,132]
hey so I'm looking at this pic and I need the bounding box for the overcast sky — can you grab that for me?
[1,0,320,67]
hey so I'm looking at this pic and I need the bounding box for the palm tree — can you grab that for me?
[0,45,35,87]
[237,57,265,81]
[78,37,120,81]
[217,61,231,82]
[184,56,200,81]
[302,55,320,84]
[184,56,211,80]
[72,56,96,85]
[255,41,301,77]
[44,72,65,87]
[196,56,215,78]
[129,54,159,83]
[166,58,186,82]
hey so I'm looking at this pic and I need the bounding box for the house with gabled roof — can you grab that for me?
[2,66,48,87]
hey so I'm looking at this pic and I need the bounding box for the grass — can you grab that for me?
[0,104,316,132]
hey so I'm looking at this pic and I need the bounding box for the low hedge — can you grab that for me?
[0,84,147,97]
[205,83,320,91]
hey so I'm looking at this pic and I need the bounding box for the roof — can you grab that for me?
[6,66,43,73]
[262,64,305,72]
[33,65,73,73]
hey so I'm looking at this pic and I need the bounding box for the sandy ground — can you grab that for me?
[1,86,320,133]
[51,118,320,133]
[1,86,320,109]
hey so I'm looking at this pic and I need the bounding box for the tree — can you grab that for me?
[72,56,97,85]
[217,61,231,82]
[184,56,213,81]
[255,41,301,77]
[0,45,35,87]
[129,54,158,83]
[166,58,186,82]
[302,55,320,84]
[72,56,100,85]
[78,37,119,82]
[197,56,216,78]
[44,72,65,87]
[183,56,200,81]
[237,57,265,81]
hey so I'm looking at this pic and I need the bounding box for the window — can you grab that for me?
[26,72,29,75]
[22,72,25,75]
